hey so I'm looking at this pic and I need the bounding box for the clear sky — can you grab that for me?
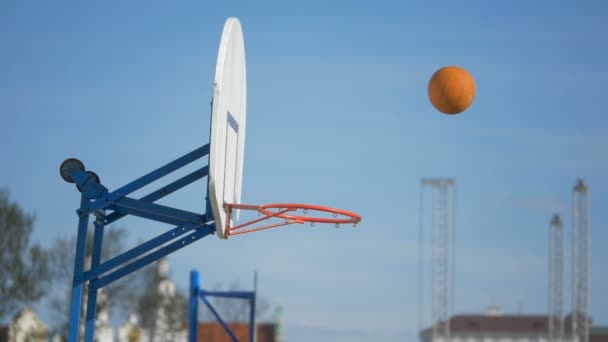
[1,1,607,341]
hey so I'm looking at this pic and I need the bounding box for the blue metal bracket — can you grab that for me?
[104,166,209,225]
[77,145,209,217]
[63,144,215,342]
[89,225,214,291]
[189,270,256,342]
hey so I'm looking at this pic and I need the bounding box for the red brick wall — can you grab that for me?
[195,323,276,342]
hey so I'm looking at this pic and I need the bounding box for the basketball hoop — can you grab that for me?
[224,203,361,236]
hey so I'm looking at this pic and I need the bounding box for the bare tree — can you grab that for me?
[0,188,50,323]
[47,226,145,338]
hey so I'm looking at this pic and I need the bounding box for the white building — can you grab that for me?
[0,306,48,342]
[118,313,149,342]
[117,258,186,342]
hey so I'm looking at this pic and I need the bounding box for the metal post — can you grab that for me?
[445,184,452,340]
[572,179,589,342]
[549,214,564,342]
[83,280,97,342]
[250,271,257,342]
[68,196,91,342]
[431,184,440,341]
[190,270,199,342]
[418,183,425,336]
[83,214,105,342]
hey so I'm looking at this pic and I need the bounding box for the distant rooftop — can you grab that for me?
[420,314,608,341]
[420,314,548,336]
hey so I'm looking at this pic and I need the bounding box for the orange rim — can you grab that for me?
[223,203,361,237]
[257,203,361,224]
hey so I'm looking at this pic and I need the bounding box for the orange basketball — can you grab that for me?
[428,66,476,115]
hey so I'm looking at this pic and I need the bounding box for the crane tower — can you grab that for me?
[572,179,589,342]
[420,178,454,341]
[549,214,564,341]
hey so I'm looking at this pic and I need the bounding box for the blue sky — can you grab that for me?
[1,1,607,341]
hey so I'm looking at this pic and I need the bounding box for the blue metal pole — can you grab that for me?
[249,298,255,342]
[83,215,105,342]
[68,196,91,342]
[112,197,204,225]
[107,202,198,227]
[250,272,257,342]
[90,217,105,268]
[190,270,199,342]
[200,291,255,299]
[83,291,97,342]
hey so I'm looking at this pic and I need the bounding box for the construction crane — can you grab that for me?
[420,178,454,341]
[549,214,564,341]
[572,179,589,342]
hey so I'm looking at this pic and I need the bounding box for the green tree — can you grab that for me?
[0,189,50,322]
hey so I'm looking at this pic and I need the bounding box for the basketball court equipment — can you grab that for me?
[206,17,360,239]
[189,270,257,342]
[225,203,361,236]
[428,66,476,115]
[59,17,361,342]
[208,18,247,239]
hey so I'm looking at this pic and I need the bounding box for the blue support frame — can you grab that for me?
[189,270,256,342]
[64,145,215,342]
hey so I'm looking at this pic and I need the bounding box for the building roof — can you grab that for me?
[420,314,550,337]
[421,314,608,339]
[452,315,548,333]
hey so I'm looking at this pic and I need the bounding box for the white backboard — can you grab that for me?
[208,18,246,239]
